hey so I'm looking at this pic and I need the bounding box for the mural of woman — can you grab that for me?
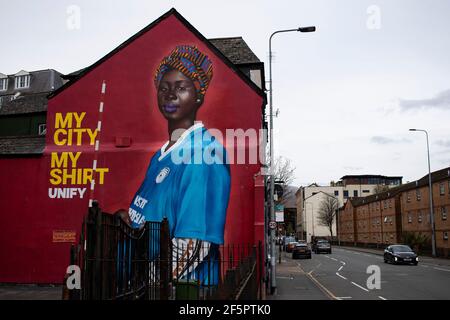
[127,45,231,285]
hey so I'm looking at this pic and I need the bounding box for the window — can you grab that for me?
[389,200,392,208]
[334,190,339,196]
[384,216,388,223]
[15,75,30,89]
[354,190,358,197]
[418,211,422,223]
[416,190,421,201]
[442,207,448,221]
[363,190,370,193]
[407,192,411,203]
[0,78,8,91]
[38,124,46,136]
[440,183,445,196]
[343,190,349,198]
[444,231,449,241]
[408,212,412,223]
[384,201,387,209]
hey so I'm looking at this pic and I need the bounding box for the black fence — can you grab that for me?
[63,202,262,300]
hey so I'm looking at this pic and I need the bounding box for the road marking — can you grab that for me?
[324,255,330,259]
[340,261,346,265]
[338,266,343,271]
[277,276,294,280]
[421,265,429,268]
[378,296,387,300]
[363,254,371,257]
[351,281,369,292]
[434,267,450,272]
[306,272,338,300]
[336,272,347,280]
[331,257,338,261]
[336,296,352,300]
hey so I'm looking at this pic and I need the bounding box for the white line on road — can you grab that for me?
[340,261,346,265]
[353,252,361,255]
[336,272,347,280]
[336,297,352,300]
[363,254,372,257]
[324,255,330,259]
[351,281,369,292]
[378,296,387,300]
[434,267,450,272]
[338,266,343,271]
[331,258,338,261]
[421,265,429,268]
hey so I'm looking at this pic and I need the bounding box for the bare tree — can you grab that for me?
[317,196,339,237]
[273,156,296,205]
[374,184,390,194]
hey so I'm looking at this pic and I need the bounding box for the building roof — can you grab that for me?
[0,93,49,115]
[0,69,64,96]
[340,174,403,180]
[62,37,262,82]
[51,8,265,99]
[0,136,45,155]
[208,37,261,65]
[347,167,450,208]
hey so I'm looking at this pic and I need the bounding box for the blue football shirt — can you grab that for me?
[128,123,231,245]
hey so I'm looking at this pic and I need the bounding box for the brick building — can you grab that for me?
[338,167,450,257]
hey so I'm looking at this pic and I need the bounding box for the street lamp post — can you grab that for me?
[409,128,436,257]
[268,26,315,294]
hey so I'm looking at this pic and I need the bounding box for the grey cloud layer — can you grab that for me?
[399,89,450,111]
[371,136,412,144]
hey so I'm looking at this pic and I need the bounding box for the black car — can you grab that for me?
[313,240,332,254]
[292,243,312,259]
[384,245,418,265]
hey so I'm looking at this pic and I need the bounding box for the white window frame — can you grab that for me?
[15,75,30,89]
[440,183,445,196]
[442,207,447,221]
[0,78,8,91]
[38,124,47,136]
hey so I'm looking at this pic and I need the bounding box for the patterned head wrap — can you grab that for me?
[154,45,213,97]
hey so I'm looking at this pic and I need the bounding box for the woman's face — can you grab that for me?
[157,69,201,122]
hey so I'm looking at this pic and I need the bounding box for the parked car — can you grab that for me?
[292,243,312,259]
[286,241,298,253]
[313,240,332,254]
[384,244,418,265]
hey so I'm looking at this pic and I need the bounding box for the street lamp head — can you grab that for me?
[298,26,316,33]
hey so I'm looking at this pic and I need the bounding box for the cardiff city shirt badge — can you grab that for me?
[155,167,170,184]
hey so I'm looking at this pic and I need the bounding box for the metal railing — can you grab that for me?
[63,202,263,300]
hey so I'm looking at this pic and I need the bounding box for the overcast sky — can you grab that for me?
[1,0,449,187]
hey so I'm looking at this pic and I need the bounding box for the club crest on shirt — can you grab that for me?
[156,167,170,183]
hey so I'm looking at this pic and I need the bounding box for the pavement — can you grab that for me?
[0,284,62,300]
[268,245,450,300]
[267,254,330,300]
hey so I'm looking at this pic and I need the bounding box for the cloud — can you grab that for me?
[435,139,450,148]
[343,166,363,171]
[399,89,450,111]
[370,136,412,144]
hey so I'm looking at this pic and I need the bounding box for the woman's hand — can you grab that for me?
[114,209,131,227]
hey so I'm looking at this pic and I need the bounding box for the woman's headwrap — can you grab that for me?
[154,45,213,98]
